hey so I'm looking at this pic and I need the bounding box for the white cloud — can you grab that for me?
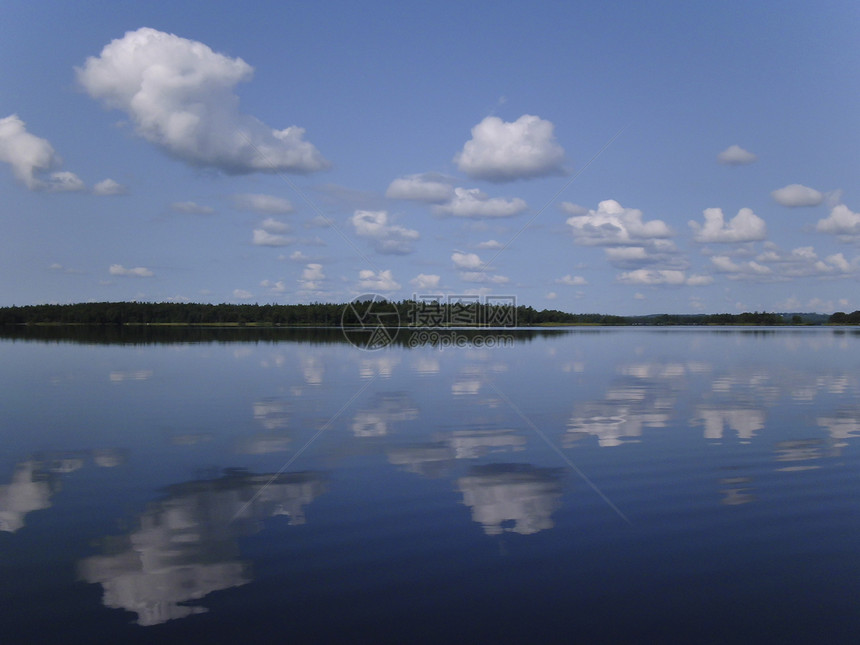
[546,292,557,300]
[0,114,59,189]
[452,252,483,270]
[46,171,86,192]
[817,204,860,240]
[556,274,587,286]
[411,274,441,290]
[710,255,772,279]
[171,201,214,214]
[232,193,293,214]
[717,144,757,165]
[385,174,454,203]
[109,264,153,277]
[435,187,527,218]
[260,217,290,233]
[618,269,687,285]
[93,178,127,195]
[460,272,509,284]
[260,279,287,294]
[298,263,325,290]
[350,210,419,254]
[252,229,293,247]
[690,207,767,243]
[771,184,824,207]
[566,200,673,246]
[454,114,565,181]
[288,250,310,262]
[476,239,503,249]
[77,27,329,174]
[0,115,87,192]
[233,289,254,299]
[357,269,400,292]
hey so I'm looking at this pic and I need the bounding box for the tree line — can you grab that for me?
[0,301,852,326]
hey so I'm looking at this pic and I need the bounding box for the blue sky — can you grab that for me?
[1,0,858,313]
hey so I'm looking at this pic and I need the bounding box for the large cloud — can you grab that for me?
[77,28,329,174]
[771,184,824,207]
[454,115,565,182]
[0,114,85,191]
[351,210,419,254]
[435,187,527,218]
[566,200,672,246]
[689,207,766,243]
[716,145,757,165]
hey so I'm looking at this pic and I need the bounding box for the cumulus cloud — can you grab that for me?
[452,252,483,270]
[690,207,767,243]
[77,27,329,174]
[410,274,441,290]
[566,200,673,246]
[298,263,325,290]
[260,279,287,294]
[618,269,713,286]
[476,239,503,250]
[109,264,153,277]
[357,269,400,292]
[351,210,419,254]
[0,115,86,191]
[771,184,824,207]
[93,178,127,195]
[171,201,214,214]
[385,173,454,203]
[556,274,587,286]
[717,144,757,165]
[816,204,860,241]
[435,187,527,218]
[560,202,587,215]
[252,225,294,247]
[454,114,565,182]
[233,289,254,299]
[232,193,293,214]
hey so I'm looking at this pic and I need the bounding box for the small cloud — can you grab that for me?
[410,273,440,290]
[171,201,214,214]
[771,184,824,207]
[717,144,757,165]
[690,207,766,243]
[385,173,454,203]
[93,178,127,195]
[298,263,325,290]
[546,292,557,300]
[435,187,527,218]
[0,114,69,190]
[46,171,86,192]
[556,274,587,286]
[288,250,310,262]
[357,269,400,292]
[351,210,419,254]
[476,239,503,250]
[452,251,483,270]
[233,289,254,300]
[566,200,673,246]
[260,217,291,234]
[232,193,293,214]
[454,114,565,182]
[109,264,153,277]
[260,279,287,294]
[252,229,294,247]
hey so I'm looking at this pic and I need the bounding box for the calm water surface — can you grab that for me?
[1,327,858,643]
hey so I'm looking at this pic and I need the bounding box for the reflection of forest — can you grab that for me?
[78,469,326,626]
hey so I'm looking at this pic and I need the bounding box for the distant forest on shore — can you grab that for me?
[0,301,857,326]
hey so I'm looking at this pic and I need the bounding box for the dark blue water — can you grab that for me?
[1,328,858,643]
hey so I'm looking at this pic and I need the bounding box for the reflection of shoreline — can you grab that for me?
[79,469,326,626]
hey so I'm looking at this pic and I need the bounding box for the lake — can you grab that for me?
[1,327,858,643]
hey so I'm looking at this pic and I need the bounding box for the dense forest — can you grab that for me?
[0,301,854,326]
